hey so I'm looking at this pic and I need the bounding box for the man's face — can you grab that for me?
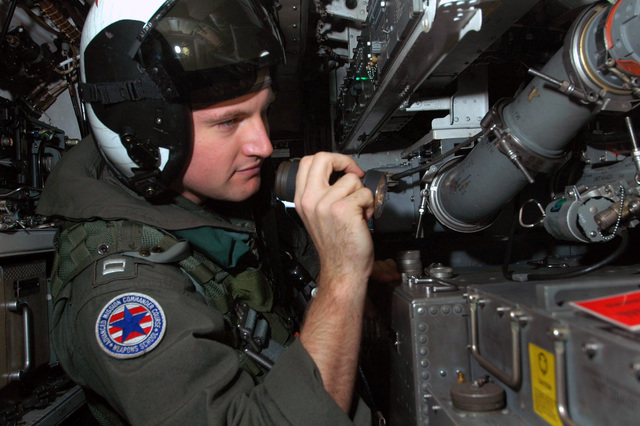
[176,88,274,204]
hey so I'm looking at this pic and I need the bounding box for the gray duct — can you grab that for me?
[427,0,639,233]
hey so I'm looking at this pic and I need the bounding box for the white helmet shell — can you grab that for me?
[80,0,168,181]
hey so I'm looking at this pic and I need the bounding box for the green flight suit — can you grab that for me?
[37,138,371,425]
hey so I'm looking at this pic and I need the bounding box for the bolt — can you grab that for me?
[548,325,569,341]
[582,342,599,359]
[631,362,640,380]
[496,306,511,315]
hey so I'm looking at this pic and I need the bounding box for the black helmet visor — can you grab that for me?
[135,0,285,108]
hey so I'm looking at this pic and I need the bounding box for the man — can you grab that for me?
[37,0,376,424]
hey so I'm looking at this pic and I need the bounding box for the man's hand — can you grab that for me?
[294,152,375,285]
[293,152,374,414]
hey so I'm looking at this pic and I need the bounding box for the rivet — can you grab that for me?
[139,249,151,257]
[97,244,110,255]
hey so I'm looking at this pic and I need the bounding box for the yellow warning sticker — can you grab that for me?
[529,343,561,426]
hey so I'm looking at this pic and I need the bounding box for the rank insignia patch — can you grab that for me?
[95,293,166,359]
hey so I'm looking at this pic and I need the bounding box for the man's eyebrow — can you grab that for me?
[203,93,276,123]
[206,107,247,122]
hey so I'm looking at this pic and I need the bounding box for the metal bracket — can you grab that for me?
[468,294,526,390]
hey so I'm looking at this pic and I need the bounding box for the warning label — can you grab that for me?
[529,343,561,426]
[570,289,640,331]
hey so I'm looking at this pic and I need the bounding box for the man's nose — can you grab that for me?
[243,116,273,158]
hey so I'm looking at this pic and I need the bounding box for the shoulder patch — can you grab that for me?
[95,293,166,359]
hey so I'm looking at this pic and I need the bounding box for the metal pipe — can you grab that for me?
[428,0,640,232]
[431,49,594,232]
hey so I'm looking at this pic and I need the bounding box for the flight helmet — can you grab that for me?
[80,0,285,197]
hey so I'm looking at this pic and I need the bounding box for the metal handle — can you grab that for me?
[7,300,34,381]
[549,325,578,426]
[468,294,525,390]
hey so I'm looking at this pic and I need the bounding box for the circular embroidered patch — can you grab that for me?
[95,293,166,359]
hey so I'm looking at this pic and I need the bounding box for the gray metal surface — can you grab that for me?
[390,267,640,425]
[465,267,640,426]
[390,282,471,425]
[0,229,55,257]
